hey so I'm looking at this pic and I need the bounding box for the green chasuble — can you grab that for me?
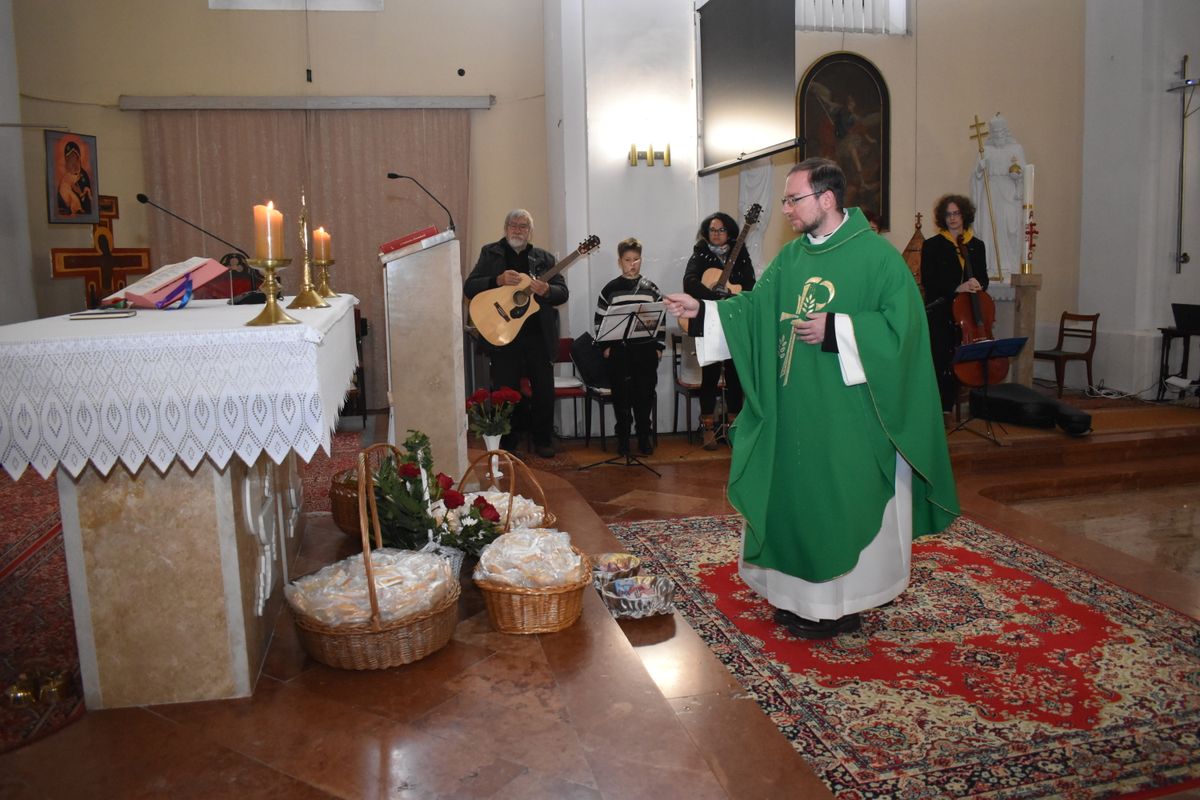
[717,208,959,582]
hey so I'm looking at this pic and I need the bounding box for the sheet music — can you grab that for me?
[595,302,665,343]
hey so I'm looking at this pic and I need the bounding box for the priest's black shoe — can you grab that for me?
[637,435,653,455]
[534,444,556,458]
[779,611,861,640]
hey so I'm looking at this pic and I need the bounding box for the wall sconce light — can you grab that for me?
[628,143,671,167]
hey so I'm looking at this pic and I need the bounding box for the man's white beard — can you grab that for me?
[506,235,527,251]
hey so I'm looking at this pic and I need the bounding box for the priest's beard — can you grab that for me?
[506,235,528,251]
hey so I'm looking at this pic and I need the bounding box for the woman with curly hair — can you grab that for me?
[920,194,989,414]
[682,212,756,448]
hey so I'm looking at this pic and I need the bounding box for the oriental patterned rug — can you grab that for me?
[300,429,364,513]
[0,471,83,754]
[610,515,1200,799]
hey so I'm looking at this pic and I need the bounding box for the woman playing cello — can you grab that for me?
[920,194,988,414]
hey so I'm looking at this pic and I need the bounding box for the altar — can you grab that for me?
[0,296,358,708]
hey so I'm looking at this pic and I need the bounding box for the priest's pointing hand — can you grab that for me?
[664,292,699,318]
[793,312,828,345]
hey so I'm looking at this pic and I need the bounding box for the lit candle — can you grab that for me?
[313,227,331,261]
[253,201,284,260]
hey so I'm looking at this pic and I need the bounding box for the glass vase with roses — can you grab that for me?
[465,386,522,437]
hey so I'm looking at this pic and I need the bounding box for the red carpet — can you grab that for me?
[0,471,83,754]
[0,431,360,752]
[300,430,362,513]
[610,515,1200,799]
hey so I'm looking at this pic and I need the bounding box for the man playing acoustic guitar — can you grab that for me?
[464,209,568,458]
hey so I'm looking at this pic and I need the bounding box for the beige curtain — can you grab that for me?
[141,108,471,412]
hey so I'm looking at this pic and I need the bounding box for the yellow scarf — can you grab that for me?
[939,229,975,276]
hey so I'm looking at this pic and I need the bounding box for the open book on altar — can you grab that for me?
[104,257,228,308]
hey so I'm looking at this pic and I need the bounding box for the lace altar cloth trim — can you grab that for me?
[0,297,359,480]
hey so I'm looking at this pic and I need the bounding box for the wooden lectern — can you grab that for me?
[381,233,468,480]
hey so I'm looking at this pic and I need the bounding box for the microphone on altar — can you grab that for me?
[385,173,455,232]
[136,192,266,305]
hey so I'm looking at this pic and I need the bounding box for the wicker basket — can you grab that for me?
[290,580,459,670]
[329,468,360,537]
[473,548,591,634]
[288,443,461,669]
[458,449,557,530]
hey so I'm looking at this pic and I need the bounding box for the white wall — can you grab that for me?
[0,0,36,324]
[547,0,702,437]
[1080,0,1200,394]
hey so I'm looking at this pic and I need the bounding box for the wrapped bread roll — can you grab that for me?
[467,490,544,530]
[285,549,453,625]
[474,529,584,588]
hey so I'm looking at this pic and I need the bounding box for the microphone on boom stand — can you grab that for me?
[385,173,455,232]
[135,193,267,304]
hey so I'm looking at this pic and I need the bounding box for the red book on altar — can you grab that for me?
[379,226,439,256]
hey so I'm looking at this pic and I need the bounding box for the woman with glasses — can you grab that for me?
[920,194,989,414]
[683,212,757,449]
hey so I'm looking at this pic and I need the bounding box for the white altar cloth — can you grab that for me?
[0,296,358,480]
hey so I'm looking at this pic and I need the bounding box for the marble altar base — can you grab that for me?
[57,453,303,709]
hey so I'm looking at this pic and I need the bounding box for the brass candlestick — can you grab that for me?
[245,258,299,326]
[313,259,338,298]
[288,256,330,309]
[287,192,329,310]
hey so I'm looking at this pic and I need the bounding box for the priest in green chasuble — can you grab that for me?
[665,158,959,639]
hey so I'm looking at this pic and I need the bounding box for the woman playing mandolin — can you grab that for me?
[683,212,756,449]
[920,194,988,414]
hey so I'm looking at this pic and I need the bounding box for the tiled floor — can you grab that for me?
[2,404,1199,799]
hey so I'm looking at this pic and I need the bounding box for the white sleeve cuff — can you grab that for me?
[835,314,866,386]
[694,300,731,364]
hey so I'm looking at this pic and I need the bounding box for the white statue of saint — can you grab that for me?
[969,114,1027,285]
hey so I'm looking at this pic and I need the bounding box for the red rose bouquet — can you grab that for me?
[375,430,502,554]
[466,386,522,437]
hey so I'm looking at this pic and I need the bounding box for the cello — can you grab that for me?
[950,234,1008,387]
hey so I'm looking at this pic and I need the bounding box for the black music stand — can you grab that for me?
[579,302,665,477]
[950,336,1028,446]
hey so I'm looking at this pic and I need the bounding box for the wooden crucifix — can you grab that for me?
[51,195,152,308]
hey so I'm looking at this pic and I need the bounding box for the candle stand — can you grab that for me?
[314,259,339,298]
[245,258,299,326]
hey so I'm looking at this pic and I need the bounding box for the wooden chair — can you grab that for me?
[671,333,702,442]
[569,334,614,450]
[1034,312,1100,397]
[552,337,586,436]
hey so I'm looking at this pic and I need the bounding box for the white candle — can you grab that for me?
[313,227,331,261]
[253,201,284,260]
[1024,163,1035,210]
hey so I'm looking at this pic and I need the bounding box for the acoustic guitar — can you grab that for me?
[681,203,762,334]
[469,235,600,347]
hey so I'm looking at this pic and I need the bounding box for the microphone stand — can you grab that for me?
[385,173,455,232]
[137,193,263,303]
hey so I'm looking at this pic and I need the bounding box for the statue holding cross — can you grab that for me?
[968,113,1028,285]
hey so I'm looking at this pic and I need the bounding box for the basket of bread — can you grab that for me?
[472,528,591,634]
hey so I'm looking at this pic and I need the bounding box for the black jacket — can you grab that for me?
[464,238,569,355]
[682,240,756,301]
[920,233,988,312]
